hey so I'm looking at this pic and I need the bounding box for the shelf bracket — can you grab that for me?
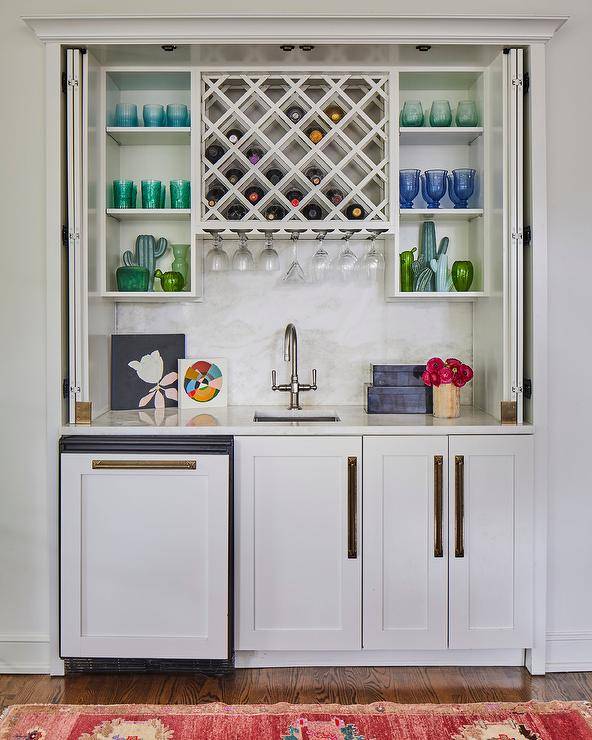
[106,211,121,222]
[107,131,121,146]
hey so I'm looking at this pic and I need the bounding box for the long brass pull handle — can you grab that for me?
[434,455,444,558]
[347,456,358,559]
[455,455,465,557]
[92,460,196,470]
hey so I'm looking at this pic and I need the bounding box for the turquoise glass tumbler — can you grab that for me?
[429,100,452,127]
[166,104,189,127]
[456,100,479,127]
[143,104,166,127]
[141,180,165,209]
[113,180,136,209]
[400,100,424,127]
[170,180,191,209]
[115,103,138,127]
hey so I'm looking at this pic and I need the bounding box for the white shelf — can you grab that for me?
[390,291,485,302]
[102,291,197,302]
[106,208,191,221]
[399,127,483,145]
[106,127,191,145]
[400,208,483,221]
[195,220,392,235]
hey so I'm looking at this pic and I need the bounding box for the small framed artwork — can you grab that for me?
[178,358,228,409]
[111,334,185,411]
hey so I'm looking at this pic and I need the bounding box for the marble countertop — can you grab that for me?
[61,405,533,436]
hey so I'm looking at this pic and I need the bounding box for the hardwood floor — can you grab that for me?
[1,668,592,710]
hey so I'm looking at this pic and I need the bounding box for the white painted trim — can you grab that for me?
[236,648,525,668]
[0,634,50,643]
[22,15,567,45]
[546,631,592,673]
[0,639,50,675]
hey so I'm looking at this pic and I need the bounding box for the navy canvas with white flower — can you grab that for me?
[111,334,186,410]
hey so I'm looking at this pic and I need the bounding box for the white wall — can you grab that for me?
[1,0,591,673]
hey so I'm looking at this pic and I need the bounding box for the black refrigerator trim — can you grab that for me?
[59,434,235,675]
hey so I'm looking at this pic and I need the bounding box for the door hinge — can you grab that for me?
[523,72,530,94]
[61,72,67,93]
[523,378,532,399]
[62,224,69,247]
[62,378,69,399]
[524,225,532,246]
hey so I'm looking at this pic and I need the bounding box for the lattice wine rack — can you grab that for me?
[200,72,390,225]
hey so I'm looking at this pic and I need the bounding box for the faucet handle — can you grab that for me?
[311,368,317,389]
[271,369,278,390]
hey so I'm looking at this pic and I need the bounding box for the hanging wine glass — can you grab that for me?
[359,229,387,282]
[284,229,307,283]
[309,229,333,283]
[258,230,280,271]
[204,230,229,272]
[332,230,359,283]
[231,230,255,271]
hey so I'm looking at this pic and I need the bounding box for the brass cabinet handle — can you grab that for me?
[433,455,444,558]
[347,456,358,559]
[92,459,196,470]
[455,455,465,557]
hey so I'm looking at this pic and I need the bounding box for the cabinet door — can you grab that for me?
[449,435,533,648]
[61,452,229,659]
[236,436,361,650]
[363,436,448,650]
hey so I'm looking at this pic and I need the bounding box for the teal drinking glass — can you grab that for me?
[429,100,452,127]
[141,180,165,209]
[115,103,138,127]
[113,180,136,209]
[170,180,191,209]
[456,100,479,127]
[143,104,166,127]
[166,104,189,127]
[400,100,424,127]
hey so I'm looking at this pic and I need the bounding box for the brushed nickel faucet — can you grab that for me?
[271,323,317,410]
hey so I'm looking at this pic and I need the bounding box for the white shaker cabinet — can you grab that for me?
[60,450,230,660]
[235,436,362,650]
[448,435,534,649]
[363,436,449,650]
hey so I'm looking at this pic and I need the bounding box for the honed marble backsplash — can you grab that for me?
[117,248,473,406]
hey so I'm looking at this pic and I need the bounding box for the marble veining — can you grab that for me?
[116,243,473,406]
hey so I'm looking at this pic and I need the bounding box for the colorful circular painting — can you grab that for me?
[183,360,224,403]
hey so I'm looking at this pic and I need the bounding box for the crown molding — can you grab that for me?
[22,14,567,45]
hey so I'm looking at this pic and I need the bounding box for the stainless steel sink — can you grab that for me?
[253,409,341,423]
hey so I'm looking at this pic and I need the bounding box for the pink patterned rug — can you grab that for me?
[1,701,592,739]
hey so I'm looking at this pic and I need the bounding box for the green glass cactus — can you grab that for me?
[123,234,168,291]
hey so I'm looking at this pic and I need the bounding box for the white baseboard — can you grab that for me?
[0,634,50,674]
[546,630,592,672]
[236,648,525,668]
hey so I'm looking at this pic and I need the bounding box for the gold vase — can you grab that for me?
[433,383,460,418]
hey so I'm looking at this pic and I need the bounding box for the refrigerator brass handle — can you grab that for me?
[92,459,196,470]
[455,455,465,557]
[347,456,358,559]
[434,455,444,558]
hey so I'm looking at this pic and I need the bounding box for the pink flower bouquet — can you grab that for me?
[422,357,474,418]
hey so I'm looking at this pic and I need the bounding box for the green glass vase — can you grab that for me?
[154,269,185,292]
[171,244,190,285]
[399,247,417,292]
[451,260,474,292]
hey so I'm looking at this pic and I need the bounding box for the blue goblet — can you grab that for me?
[399,169,420,208]
[421,169,448,209]
[448,169,476,208]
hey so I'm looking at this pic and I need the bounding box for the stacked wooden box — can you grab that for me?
[364,364,433,414]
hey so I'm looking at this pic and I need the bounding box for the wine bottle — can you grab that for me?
[326,188,344,205]
[285,189,304,207]
[206,185,227,207]
[324,104,344,123]
[226,168,245,185]
[246,147,264,164]
[265,168,284,185]
[264,205,287,221]
[244,186,265,204]
[227,202,247,220]
[286,105,305,123]
[306,127,324,144]
[346,203,366,219]
[302,203,323,220]
[205,144,225,163]
[305,167,324,186]
[226,128,243,144]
